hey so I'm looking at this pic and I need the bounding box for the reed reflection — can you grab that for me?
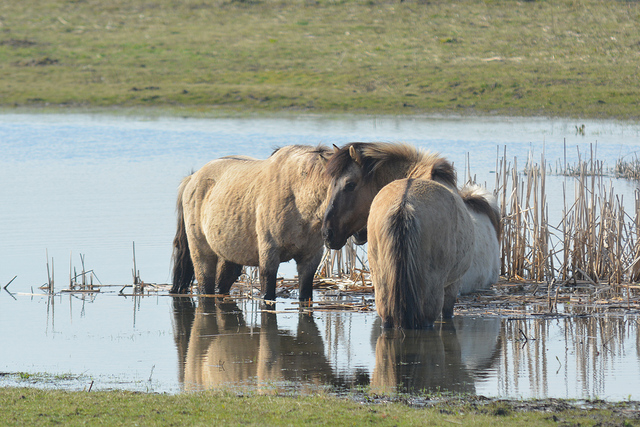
[172,297,334,392]
[371,317,501,394]
[499,315,640,399]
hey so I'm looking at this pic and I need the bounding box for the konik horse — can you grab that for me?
[171,145,332,301]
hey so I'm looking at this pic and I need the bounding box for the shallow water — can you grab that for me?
[1,292,638,400]
[1,112,640,399]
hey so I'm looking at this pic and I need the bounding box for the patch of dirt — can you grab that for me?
[14,57,59,66]
[0,38,36,47]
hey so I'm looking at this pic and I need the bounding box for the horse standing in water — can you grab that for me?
[323,143,489,328]
[171,145,332,301]
[457,184,501,295]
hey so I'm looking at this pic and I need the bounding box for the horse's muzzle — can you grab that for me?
[322,226,345,250]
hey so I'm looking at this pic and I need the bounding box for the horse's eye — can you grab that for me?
[344,182,357,192]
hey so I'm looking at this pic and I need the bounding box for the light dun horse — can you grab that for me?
[323,142,499,328]
[171,145,332,301]
[368,178,474,328]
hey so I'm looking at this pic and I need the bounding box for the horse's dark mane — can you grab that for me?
[325,142,376,179]
[325,142,456,189]
[460,186,501,241]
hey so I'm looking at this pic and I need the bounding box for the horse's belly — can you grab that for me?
[205,223,261,266]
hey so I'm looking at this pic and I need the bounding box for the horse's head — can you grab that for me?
[322,144,377,249]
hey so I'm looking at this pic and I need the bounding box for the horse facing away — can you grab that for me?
[321,142,478,328]
[322,142,457,250]
[171,145,332,301]
[368,178,474,329]
[458,184,501,294]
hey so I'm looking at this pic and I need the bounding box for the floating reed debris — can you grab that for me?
[42,249,54,293]
[62,253,101,293]
[613,154,640,180]
[4,275,16,291]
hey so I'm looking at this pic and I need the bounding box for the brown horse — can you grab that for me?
[171,145,332,301]
[322,142,474,328]
[322,142,456,250]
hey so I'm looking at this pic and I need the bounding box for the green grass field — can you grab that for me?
[1,0,639,118]
[1,387,638,426]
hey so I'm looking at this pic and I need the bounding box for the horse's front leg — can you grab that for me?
[216,260,243,294]
[295,248,323,302]
[258,240,280,301]
[258,249,279,301]
[259,267,278,301]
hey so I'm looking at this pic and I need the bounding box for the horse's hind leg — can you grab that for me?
[216,260,242,294]
[191,249,218,295]
[295,249,323,302]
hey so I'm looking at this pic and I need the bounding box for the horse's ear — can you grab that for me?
[349,145,362,165]
[333,144,340,153]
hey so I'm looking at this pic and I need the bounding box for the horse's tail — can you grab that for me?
[460,184,501,241]
[171,176,194,294]
[377,184,423,329]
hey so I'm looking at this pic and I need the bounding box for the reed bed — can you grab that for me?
[496,145,640,310]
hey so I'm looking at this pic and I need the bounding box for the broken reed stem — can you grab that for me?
[4,275,17,290]
[45,249,54,292]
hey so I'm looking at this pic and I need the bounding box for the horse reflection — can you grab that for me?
[371,317,500,394]
[172,297,334,392]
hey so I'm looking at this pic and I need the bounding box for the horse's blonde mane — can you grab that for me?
[271,144,332,182]
[326,142,456,190]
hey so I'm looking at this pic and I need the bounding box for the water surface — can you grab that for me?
[1,112,640,399]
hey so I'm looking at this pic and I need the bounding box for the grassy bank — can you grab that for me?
[1,387,639,426]
[1,0,639,118]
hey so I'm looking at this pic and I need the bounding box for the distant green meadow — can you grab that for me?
[1,0,639,118]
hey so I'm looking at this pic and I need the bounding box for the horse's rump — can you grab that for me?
[459,184,501,241]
